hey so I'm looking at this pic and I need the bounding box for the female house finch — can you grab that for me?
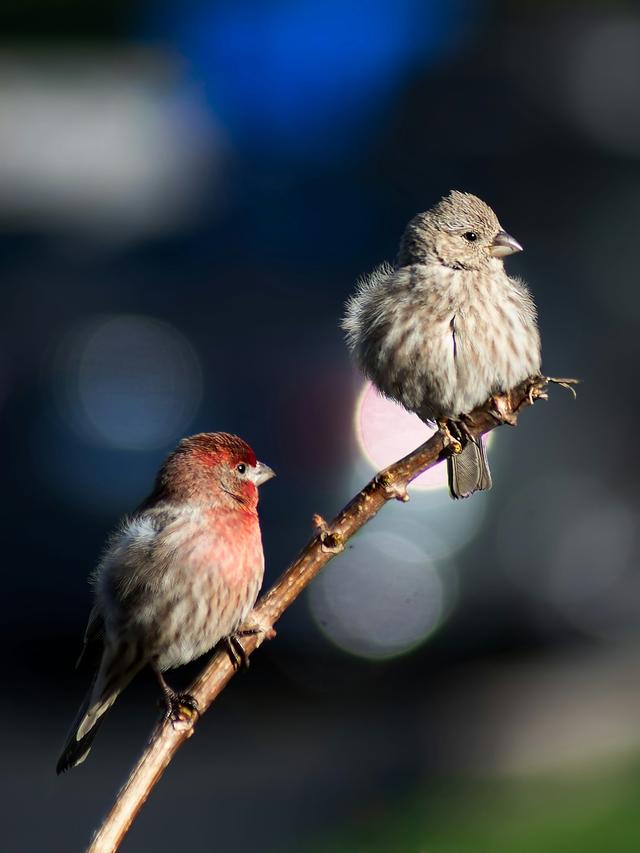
[342,191,541,498]
[56,432,274,774]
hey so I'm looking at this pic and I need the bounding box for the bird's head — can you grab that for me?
[398,190,522,272]
[147,432,275,510]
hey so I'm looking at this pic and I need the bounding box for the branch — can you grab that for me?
[86,375,576,853]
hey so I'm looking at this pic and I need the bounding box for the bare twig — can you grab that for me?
[86,375,576,853]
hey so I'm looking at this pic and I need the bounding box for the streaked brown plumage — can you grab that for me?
[56,432,275,774]
[342,191,541,498]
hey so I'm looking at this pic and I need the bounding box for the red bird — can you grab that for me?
[57,432,275,774]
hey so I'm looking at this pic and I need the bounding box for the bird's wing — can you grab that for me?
[75,603,104,669]
[94,506,196,622]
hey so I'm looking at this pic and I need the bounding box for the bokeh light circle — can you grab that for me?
[57,314,203,450]
[354,380,493,492]
[308,529,451,660]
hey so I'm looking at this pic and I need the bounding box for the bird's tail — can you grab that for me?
[56,675,122,774]
[447,438,492,499]
[56,648,142,774]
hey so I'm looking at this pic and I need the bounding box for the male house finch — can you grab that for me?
[56,432,274,774]
[342,191,541,498]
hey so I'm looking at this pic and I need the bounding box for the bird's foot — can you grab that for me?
[223,612,277,670]
[488,394,518,426]
[236,611,277,643]
[154,669,200,730]
[437,419,463,454]
[223,634,250,670]
[166,692,200,730]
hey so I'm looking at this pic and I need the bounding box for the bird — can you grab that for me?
[56,432,275,774]
[342,190,541,498]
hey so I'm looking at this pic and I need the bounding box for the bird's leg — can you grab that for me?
[458,414,481,447]
[222,610,278,670]
[222,635,250,670]
[154,668,199,727]
[437,418,462,454]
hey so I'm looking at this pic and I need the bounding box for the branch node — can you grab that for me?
[320,532,344,554]
[312,513,345,554]
[311,513,327,532]
[169,714,197,734]
[376,473,409,502]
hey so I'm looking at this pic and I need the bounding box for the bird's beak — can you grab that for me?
[490,230,523,258]
[251,461,276,487]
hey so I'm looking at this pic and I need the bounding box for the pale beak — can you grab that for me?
[251,461,276,487]
[490,230,523,258]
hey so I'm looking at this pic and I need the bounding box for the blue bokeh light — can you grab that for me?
[144,0,474,156]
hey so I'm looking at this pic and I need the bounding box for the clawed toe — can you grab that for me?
[166,692,200,729]
[223,635,250,670]
[222,614,277,669]
[489,394,518,426]
[154,668,199,729]
[457,414,480,446]
[437,419,462,454]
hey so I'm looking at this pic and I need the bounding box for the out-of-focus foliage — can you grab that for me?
[308,761,640,853]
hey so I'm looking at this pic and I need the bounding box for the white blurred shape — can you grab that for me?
[309,530,450,659]
[565,16,640,156]
[0,49,222,237]
[61,314,202,450]
[350,380,491,557]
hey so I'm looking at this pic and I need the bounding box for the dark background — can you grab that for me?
[2,2,639,851]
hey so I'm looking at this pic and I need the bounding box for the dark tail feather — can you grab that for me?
[447,438,492,499]
[57,641,145,774]
[56,665,130,775]
[56,678,103,774]
[56,698,108,774]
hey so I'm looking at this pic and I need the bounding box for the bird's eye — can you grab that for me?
[463,231,478,242]
[236,463,246,474]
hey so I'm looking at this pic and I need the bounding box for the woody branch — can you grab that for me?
[86,374,576,853]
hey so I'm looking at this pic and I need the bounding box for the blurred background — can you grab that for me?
[2,1,639,851]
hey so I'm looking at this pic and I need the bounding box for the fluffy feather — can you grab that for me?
[57,432,273,773]
[342,191,541,498]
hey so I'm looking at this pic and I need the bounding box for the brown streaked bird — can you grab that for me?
[56,432,275,774]
[342,190,541,498]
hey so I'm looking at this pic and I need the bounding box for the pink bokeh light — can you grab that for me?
[354,381,445,491]
[354,381,494,492]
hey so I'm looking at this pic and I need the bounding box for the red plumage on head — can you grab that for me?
[142,432,260,509]
[178,432,258,469]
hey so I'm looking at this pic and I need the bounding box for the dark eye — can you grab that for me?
[463,231,478,242]
[236,463,246,474]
